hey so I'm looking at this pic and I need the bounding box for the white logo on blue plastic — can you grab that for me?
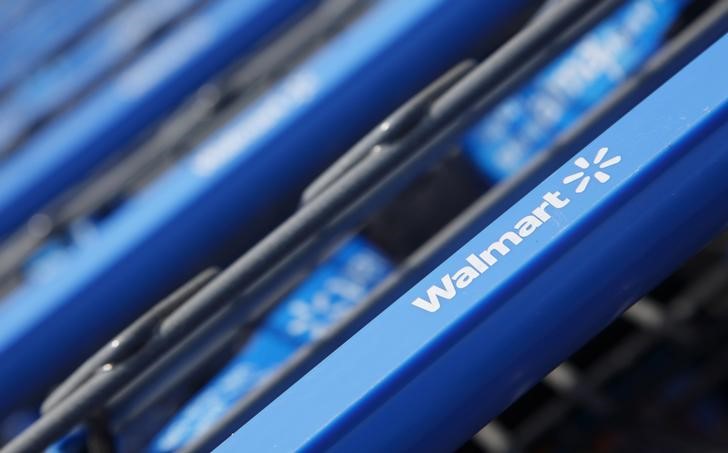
[412,146,621,313]
[562,147,621,193]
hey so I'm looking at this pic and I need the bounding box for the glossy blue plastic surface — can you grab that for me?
[0,0,313,239]
[219,33,728,452]
[0,0,528,414]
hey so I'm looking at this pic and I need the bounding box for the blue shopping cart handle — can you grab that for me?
[0,0,531,416]
[0,0,315,240]
[219,32,728,452]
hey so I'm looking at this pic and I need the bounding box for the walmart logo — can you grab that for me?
[562,147,621,193]
[411,147,621,313]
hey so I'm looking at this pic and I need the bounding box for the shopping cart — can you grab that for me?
[0,0,726,451]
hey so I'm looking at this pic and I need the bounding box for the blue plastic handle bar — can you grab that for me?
[463,0,685,181]
[0,0,203,154]
[148,237,392,452]
[0,0,531,415]
[0,0,315,240]
[218,32,728,452]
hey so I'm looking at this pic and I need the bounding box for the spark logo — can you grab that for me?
[412,147,621,313]
[562,147,621,193]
